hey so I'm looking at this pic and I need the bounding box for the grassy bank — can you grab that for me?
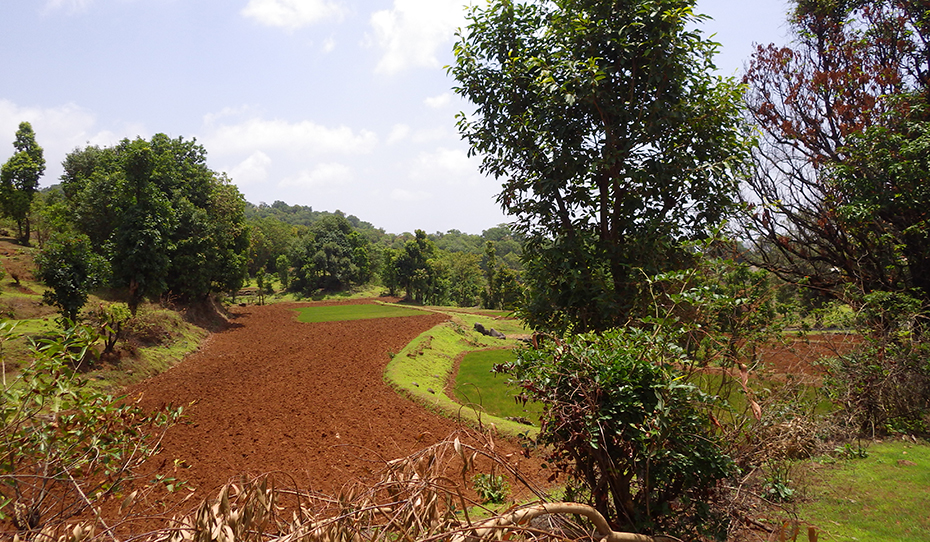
[384,308,537,438]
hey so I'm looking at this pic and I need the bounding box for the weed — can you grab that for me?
[762,460,796,503]
[834,441,869,459]
[472,473,508,504]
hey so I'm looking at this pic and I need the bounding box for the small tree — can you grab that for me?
[34,233,109,324]
[504,329,733,538]
[86,301,132,354]
[276,254,290,290]
[0,122,45,245]
[255,267,268,305]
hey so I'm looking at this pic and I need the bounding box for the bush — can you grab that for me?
[823,291,930,436]
[0,323,181,532]
[826,342,930,436]
[472,473,509,504]
[503,329,734,539]
[33,233,109,323]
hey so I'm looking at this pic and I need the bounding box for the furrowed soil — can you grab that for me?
[129,300,495,510]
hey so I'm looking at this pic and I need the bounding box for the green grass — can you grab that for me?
[384,313,537,437]
[294,303,428,323]
[453,349,542,424]
[798,440,930,541]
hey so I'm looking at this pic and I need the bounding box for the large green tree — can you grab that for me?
[0,122,45,244]
[450,0,748,333]
[60,135,248,313]
[288,214,372,294]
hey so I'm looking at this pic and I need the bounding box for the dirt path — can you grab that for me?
[130,301,462,499]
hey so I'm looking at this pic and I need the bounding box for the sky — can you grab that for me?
[0,0,791,235]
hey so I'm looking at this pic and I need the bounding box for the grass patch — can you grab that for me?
[453,349,542,425]
[798,440,930,541]
[294,303,428,323]
[384,313,536,438]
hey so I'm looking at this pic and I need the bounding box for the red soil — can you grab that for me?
[130,300,472,502]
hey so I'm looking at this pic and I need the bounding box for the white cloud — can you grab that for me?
[279,162,352,188]
[227,151,272,186]
[411,126,449,144]
[241,0,345,30]
[390,188,432,202]
[414,147,471,179]
[0,99,135,183]
[424,93,451,109]
[369,0,468,74]
[202,116,378,157]
[386,123,411,144]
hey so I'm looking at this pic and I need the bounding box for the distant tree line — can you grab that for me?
[0,126,526,321]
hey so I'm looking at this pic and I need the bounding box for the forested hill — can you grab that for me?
[244,199,523,269]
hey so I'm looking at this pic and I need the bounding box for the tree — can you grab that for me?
[60,135,249,312]
[34,233,110,324]
[0,122,45,244]
[289,214,372,294]
[451,0,748,333]
[392,230,437,303]
[443,251,484,307]
[740,0,930,303]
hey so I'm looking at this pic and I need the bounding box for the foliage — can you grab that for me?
[503,329,734,537]
[0,323,181,532]
[741,0,930,303]
[441,251,484,307]
[247,216,294,275]
[59,135,249,313]
[761,460,796,503]
[33,233,110,323]
[288,214,372,294]
[481,241,523,310]
[472,473,509,505]
[275,253,290,290]
[0,122,45,245]
[648,238,781,372]
[31,188,73,248]
[451,0,748,333]
[822,291,930,436]
[85,302,132,354]
[391,230,438,303]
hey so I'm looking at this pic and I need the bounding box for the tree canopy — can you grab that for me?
[451,0,748,332]
[60,135,248,313]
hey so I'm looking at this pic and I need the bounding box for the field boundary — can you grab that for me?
[383,310,537,438]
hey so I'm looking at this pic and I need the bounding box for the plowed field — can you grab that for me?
[131,300,465,500]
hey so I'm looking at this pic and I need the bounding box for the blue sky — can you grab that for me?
[0,0,789,235]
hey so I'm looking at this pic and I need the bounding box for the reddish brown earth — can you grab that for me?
[130,300,475,502]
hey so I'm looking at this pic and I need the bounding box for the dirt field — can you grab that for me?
[130,300,474,502]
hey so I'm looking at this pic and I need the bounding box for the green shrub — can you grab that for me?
[823,291,930,436]
[504,329,734,539]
